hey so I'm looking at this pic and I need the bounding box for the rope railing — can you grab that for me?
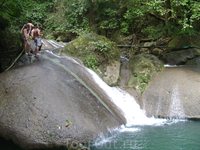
[4,49,24,72]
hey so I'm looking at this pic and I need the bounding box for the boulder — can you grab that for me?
[162,34,200,65]
[186,56,200,66]
[125,54,164,93]
[142,66,200,118]
[61,33,121,85]
[0,52,125,149]
[162,48,199,65]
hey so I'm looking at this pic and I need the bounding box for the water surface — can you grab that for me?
[90,119,200,150]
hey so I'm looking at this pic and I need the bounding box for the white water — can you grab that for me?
[46,39,65,48]
[44,39,167,126]
[87,68,167,127]
[169,84,185,118]
[43,40,188,148]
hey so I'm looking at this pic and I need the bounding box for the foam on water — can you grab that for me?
[119,126,140,132]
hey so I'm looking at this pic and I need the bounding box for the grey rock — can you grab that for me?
[0,52,125,149]
[142,66,200,118]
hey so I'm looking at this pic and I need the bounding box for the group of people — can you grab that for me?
[21,22,45,56]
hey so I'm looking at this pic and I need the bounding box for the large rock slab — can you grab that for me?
[142,66,200,118]
[0,52,125,149]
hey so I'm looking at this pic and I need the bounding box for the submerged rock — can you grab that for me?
[0,52,125,149]
[142,66,200,119]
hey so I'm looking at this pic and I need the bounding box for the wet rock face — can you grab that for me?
[142,67,200,119]
[0,53,125,149]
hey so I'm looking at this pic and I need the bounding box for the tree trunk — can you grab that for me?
[88,0,95,26]
[165,0,171,36]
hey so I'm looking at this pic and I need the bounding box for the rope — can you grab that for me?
[4,49,24,72]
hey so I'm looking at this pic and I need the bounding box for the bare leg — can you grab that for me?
[34,46,40,55]
[24,40,28,55]
[26,40,31,54]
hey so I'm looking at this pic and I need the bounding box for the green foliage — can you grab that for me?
[142,25,165,40]
[0,0,54,31]
[140,83,147,93]
[25,1,54,28]
[97,4,121,30]
[130,47,136,56]
[92,40,116,60]
[49,132,53,137]
[82,39,118,70]
[45,0,89,34]
[83,55,98,70]
[1,0,200,38]
[137,75,148,83]
[66,120,72,124]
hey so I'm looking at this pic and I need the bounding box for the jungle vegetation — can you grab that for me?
[0,0,200,39]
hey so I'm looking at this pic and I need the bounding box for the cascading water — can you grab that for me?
[45,40,168,126]
[169,84,185,118]
[87,68,167,127]
[44,40,200,150]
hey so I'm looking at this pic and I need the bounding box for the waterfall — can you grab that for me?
[169,84,185,118]
[87,68,166,126]
[46,39,65,48]
[44,39,167,126]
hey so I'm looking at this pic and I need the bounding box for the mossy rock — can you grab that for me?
[168,34,200,48]
[128,54,164,93]
[63,33,120,70]
[62,33,121,85]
